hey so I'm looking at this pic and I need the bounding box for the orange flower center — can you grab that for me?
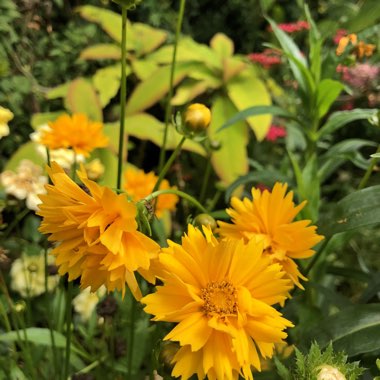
[201,280,238,317]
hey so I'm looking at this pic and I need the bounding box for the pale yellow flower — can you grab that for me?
[72,286,106,321]
[318,365,346,380]
[0,160,47,211]
[10,253,59,298]
[0,106,14,139]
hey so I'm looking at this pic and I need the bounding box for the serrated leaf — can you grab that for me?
[318,109,377,138]
[130,22,167,56]
[210,32,234,59]
[209,96,249,185]
[227,66,272,141]
[105,113,205,156]
[320,185,380,236]
[131,58,159,80]
[304,304,380,357]
[79,43,121,60]
[316,79,345,119]
[125,62,195,115]
[64,78,103,122]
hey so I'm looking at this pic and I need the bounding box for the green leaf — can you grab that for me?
[105,113,205,156]
[320,185,380,236]
[318,109,377,139]
[0,328,85,369]
[92,64,127,108]
[130,22,167,56]
[219,105,300,133]
[79,43,121,60]
[227,66,272,141]
[125,62,195,115]
[89,148,118,188]
[77,5,124,43]
[131,58,159,80]
[316,79,345,119]
[64,78,103,122]
[45,82,70,100]
[304,304,380,357]
[371,153,380,158]
[4,142,45,172]
[31,112,65,129]
[344,0,380,32]
[171,80,211,106]
[210,33,234,59]
[209,96,249,186]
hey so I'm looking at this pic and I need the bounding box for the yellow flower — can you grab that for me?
[217,183,324,288]
[123,166,178,218]
[336,34,357,56]
[37,162,160,299]
[355,41,376,59]
[182,103,211,133]
[72,286,106,321]
[39,113,108,157]
[0,106,14,139]
[142,225,293,380]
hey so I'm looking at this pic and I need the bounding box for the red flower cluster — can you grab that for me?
[265,125,287,142]
[247,49,282,68]
[269,21,310,33]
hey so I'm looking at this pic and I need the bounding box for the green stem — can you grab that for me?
[158,0,187,172]
[304,237,330,276]
[63,280,73,380]
[3,207,29,239]
[153,136,186,193]
[144,189,208,214]
[117,6,128,190]
[199,154,212,203]
[358,145,380,190]
[127,297,137,380]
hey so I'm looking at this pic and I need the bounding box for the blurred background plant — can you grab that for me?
[0,0,380,379]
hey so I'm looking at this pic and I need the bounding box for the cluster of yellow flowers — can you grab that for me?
[336,33,376,59]
[35,110,323,379]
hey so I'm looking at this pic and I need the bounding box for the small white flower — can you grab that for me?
[0,159,47,211]
[318,364,346,380]
[10,253,59,298]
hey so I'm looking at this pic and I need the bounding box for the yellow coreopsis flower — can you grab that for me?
[142,225,293,380]
[37,162,160,299]
[217,183,324,288]
[39,113,108,157]
[123,166,178,218]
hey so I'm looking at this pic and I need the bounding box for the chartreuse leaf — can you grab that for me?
[0,327,85,370]
[64,78,103,122]
[209,96,249,186]
[105,113,205,156]
[223,57,247,83]
[4,142,45,172]
[79,43,121,60]
[227,66,272,141]
[77,5,124,43]
[318,109,377,139]
[125,62,196,115]
[316,79,345,119]
[304,304,380,357]
[31,111,65,129]
[171,80,211,106]
[131,59,159,80]
[90,148,118,188]
[92,64,128,108]
[130,22,167,56]
[320,185,380,236]
[45,82,70,100]
[210,33,234,59]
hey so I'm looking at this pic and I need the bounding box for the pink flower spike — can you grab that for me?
[265,125,287,142]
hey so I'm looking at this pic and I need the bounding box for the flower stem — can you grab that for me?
[199,154,212,203]
[63,280,73,380]
[153,136,186,193]
[358,145,380,190]
[117,6,128,190]
[158,0,187,172]
[127,295,137,380]
[144,189,208,214]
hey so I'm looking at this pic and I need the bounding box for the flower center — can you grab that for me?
[201,280,238,318]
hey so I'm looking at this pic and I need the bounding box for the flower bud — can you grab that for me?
[317,365,346,380]
[182,103,211,133]
[193,213,217,231]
